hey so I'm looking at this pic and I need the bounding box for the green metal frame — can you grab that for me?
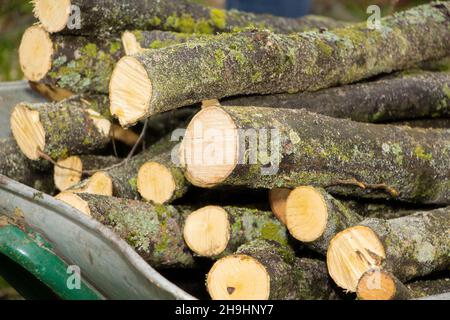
[0,223,102,300]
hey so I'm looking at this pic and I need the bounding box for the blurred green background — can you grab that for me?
[0,0,429,81]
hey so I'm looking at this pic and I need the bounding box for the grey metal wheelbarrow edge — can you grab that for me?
[0,175,195,300]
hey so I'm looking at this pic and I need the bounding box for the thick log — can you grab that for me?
[183,205,287,257]
[327,207,450,292]
[54,192,195,268]
[54,155,121,191]
[285,186,362,254]
[183,106,450,204]
[33,0,345,36]
[207,240,336,300]
[393,118,450,129]
[10,97,111,161]
[110,2,450,126]
[0,138,54,194]
[357,269,411,300]
[221,71,450,123]
[19,25,123,94]
[137,149,188,204]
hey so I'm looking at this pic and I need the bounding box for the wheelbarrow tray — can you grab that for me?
[0,82,194,299]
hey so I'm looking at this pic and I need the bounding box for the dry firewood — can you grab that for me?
[285,187,362,254]
[32,0,346,36]
[137,149,188,204]
[54,192,195,268]
[65,171,114,197]
[0,138,54,194]
[183,205,287,258]
[327,207,450,292]
[109,2,450,126]
[182,106,450,204]
[19,25,124,94]
[221,71,450,123]
[207,239,336,300]
[356,269,412,300]
[54,155,121,191]
[10,97,111,162]
[392,118,450,129]
[29,81,74,102]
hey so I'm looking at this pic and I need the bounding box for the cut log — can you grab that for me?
[137,150,188,204]
[54,192,195,268]
[393,118,450,129]
[102,137,179,200]
[33,0,346,36]
[54,155,121,191]
[268,188,291,224]
[357,269,411,300]
[0,138,54,194]
[207,239,336,300]
[67,171,114,196]
[10,97,111,161]
[183,106,450,204]
[19,25,124,94]
[29,82,74,102]
[183,205,287,257]
[109,3,450,126]
[285,186,362,254]
[221,71,450,123]
[327,207,450,292]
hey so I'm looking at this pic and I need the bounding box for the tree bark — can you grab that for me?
[112,2,450,125]
[184,106,450,205]
[71,193,195,268]
[221,71,450,123]
[11,97,111,162]
[359,208,450,282]
[0,138,54,194]
[407,278,450,298]
[35,0,346,36]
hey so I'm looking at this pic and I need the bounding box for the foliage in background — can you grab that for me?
[0,0,34,81]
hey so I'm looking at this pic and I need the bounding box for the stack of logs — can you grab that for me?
[2,0,449,300]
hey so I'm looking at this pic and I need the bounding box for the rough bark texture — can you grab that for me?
[128,2,450,119]
[106,137,179,199]
[393,118,450,129]
[294,257,339,300]
[235,240,336,300]
[407,278,450,298]
[359,207,450,282]
[73,193,195,268]
[45,0,346,36]
[38,32,124,94]
[215,206,288,257]
[222,71,450,123]
[299,189,362,255]
[0,138,54,194]
[21,97,111,160]
[125,30,206,50]
[190,106,450,204]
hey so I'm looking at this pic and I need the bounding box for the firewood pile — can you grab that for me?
[2,0,449,300]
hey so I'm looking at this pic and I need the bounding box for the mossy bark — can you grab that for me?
[105,137,179,199]
[235,240,336,300]
[22,97,111,161]
[129,2,450,119]
[222,71,450,123]
[0,138,54,194]
[49,0,346,36]
[303,189,363,255]
[41,33,124,94]
[406,278,450,298]
[359,207,450,282]
[194,106,450,205]
[393,118,450,129]
[73,193,195,268]
[214,206,288,258]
